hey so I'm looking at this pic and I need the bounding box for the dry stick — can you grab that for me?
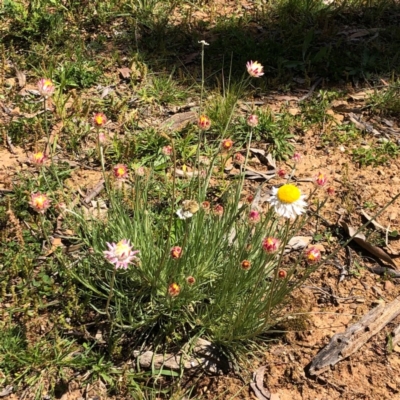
[309,296,400,376]
[392,324,400,347]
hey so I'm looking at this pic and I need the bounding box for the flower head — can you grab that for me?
[293,152,301,163]
[247,114,259,127]
[305,246,321,264]
[37,78,55,98]
[262,237,281,254]
[29,192,51,214]
[198,115,211,131]
[213,204,224,216]
[267,184,307,219]
[113,164,129,180]
[314,172,328,187]
[326,186,335,196]
[246,61,264,78]
[277,168,286,178]
[221,138,233,151]
[168,283,181,297]
[135,166,145,176]
[233,153,246,165]
[248,209,261,224]
[241,260,251,270]
[30,151,47,165]
[92,112,107,128]
[201,201,210,211]
[186,276,196,285]
[162,145,172,156]
[103,239,139,269]
[278,270,287,279]
[170,246,182,259]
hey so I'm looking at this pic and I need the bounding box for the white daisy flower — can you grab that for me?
[267,184,307,219]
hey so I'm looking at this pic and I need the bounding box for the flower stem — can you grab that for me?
[105,268,117,320]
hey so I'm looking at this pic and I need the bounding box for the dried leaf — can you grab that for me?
[244,166,275,181]
[15,69,26,88]
[361,209,397,237]
[341,222,397,269]
[250,148,275,168]
[161,111,197,131]
[44,237,63,256]
[250,366,270,400]
[118,67,131,79]
[284,236,312,253]
[0,386,13,397]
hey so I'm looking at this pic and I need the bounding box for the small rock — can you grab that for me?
[384,280,393,291]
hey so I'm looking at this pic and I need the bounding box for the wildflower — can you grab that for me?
[103,239,139,269]
[113,164,129,180]
[267,184,307,219]
[246,195,254,204]
[98,132,106,144]
[277,168,286,178]
[170,246,182,259]
[29,192,51,214]
[221,138,233,151]
[248,210,261,224]
[233,153,245,165]
[241,260,251,270]
[176,200,199,220]
[246,61,264,78]
[135,166,145,176]
[278,270,287,279]
[293,152,301,163]
[92,112,107,128]
[314,172,328,187]
[201,201,210,211]
[162,145,172,156]
[198,115,211,131]
[247,114,258,127]
[305,246,321,264]
[213,204,224,216]
[327,186,335,196]
[198,40,209,46]
[37,78,55,98]
[262,237,281,254]
[186,276,196,285]
[168,283,181,297]
[30,151,47,165]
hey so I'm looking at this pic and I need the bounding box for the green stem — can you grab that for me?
[105,268,117,321]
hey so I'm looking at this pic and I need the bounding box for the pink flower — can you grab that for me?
[135,166,145,176]
[103,239,139,269]
[277,168,286,178]
[37,78,55,98]
[162,145,172,156]
[314,172,328,187]
[326,186,335,196]
[247,114,259,127]
[293,152,301,163]
[305,246,321,264]
[213,204,224,216]
[248,210,261,224]
[186,276,196,285]
[262,237,280,254]
[168,283,181,297]
[92,112,107,128]
[221,138,233,151]
[278,270,287,279]
[233,153,245,165]
[30,151,47,165]
[198,115,211,131]
[246,61,264,78]
[113,164,129,180]
[170,246,182,259]
[201,201,210,211]
[29,192,51,214]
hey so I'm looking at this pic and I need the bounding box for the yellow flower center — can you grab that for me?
[115,242,130,257]
[277,184,301,204]
[34,195,46,208]
[44,80,52,88]
[34,152,43,160]
[116,167,125,176]
[95,115,104,125]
